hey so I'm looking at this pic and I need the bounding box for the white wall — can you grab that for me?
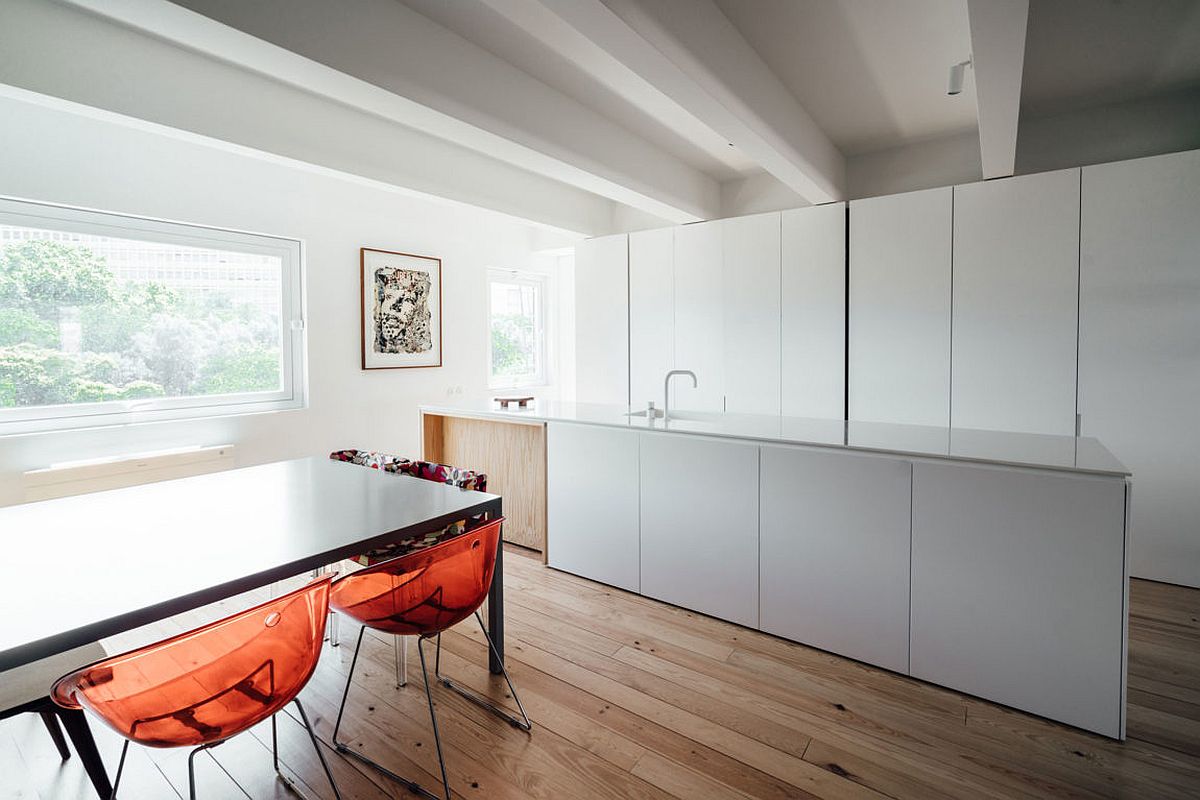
[846,89,1200,201]
[0,92,575,506]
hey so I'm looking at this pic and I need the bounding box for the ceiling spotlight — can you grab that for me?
[948,58,972,96]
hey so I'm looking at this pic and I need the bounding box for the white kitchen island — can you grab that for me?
[419,401,1132,739]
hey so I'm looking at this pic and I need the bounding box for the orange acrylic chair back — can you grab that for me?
[329,517,503,636]
[51,575,333,748]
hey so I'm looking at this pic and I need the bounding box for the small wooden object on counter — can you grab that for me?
[495,396,535,408]
[422,411,547,557]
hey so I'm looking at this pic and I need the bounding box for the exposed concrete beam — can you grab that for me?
[0,0,615,235]
[70,0,719,224]
[967,0,1029,179]
[520,0,845,204]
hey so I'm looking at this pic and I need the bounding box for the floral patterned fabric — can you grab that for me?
[330,449,489,565]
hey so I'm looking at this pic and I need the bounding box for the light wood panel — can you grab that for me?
[7,553,1200,799]
[423,412,546,553]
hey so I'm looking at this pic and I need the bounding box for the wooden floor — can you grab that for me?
[4,548,1200,799]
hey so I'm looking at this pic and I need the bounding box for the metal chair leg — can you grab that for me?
[331,626,445,800]
[109,740,129,800]
[434,611,532,731]
[328,610,340,647]
[395,635,408,688]
[187,745,203,800]
[416,635,451,800]
[294,698,343,800]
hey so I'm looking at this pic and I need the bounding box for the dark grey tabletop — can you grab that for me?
[0,456,501,671]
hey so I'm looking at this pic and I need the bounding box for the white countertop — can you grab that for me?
[420,401,1130,477]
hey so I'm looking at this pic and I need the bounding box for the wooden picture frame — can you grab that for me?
[360,247,443,370]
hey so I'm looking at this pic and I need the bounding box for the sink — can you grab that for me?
[625,409,711,422]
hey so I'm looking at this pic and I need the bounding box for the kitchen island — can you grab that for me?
[420,401,1131,738]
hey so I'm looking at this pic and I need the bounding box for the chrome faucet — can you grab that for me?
[663,369,697,421]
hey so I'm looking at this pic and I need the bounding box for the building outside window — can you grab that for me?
[488,269,548,389]
[0,197,305,434]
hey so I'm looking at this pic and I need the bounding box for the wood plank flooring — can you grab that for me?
[4,549,1199,799]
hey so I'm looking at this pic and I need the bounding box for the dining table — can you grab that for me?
[0,455,505,797]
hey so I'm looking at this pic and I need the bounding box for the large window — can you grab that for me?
[488,269,547,389]
[0,197,305,434]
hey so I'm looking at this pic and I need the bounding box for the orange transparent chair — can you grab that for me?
[51,576,342,800]
[329,516,529,800]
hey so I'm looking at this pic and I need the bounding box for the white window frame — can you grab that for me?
[487,268,549,390]
[0,196,307,436]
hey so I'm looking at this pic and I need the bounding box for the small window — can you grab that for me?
[488,269,547,389]
[0,197,305,435]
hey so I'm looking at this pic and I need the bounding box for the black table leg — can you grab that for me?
[57,708,112,798]
[487,498,504,674]
[39,709,70,760]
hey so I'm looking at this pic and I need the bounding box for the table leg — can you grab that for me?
[57,708,112,798]
[487,499,504,674]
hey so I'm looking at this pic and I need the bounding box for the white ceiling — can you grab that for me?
[1021,0,1200,115]
[713,0,979,156]
[14,0,1199,234]
[400,0,761,180]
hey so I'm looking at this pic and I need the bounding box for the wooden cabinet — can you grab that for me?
[723,212,781,415]
[1080,149,1200,588]
[849,188,952,426]
[672,220,724,412]
[910,461,1128,737]
[781,203,845,419]
[760,444,911,672]
[639,432,759,627]
[951,170,1080,435]
[546,422,640,592]
[574,234,628,406]
[629,227,674,411]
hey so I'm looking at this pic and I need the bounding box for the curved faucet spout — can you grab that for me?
[663,370,698,422]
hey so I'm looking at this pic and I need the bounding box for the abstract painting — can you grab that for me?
[360,247,442,369]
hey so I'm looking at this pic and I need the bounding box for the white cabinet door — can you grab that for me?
[723,212,781,415]
[951,170,1080,435]
[781,204,845,419]
[546,422,641,592]
[629,227,674,411]
[575,234,628,406]
[673,220,724,411]
[850,188,952,426]
[1080,149,1200,588]
[910,461,1127,738]
[760,445,911,672]
[639,433,759,627]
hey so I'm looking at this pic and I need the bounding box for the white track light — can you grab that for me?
[948,58,972,96]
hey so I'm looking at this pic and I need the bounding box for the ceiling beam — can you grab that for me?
[62,0,721,224]
[967,0,1030,179]
[0,0,613,235]
[502,0,844,204]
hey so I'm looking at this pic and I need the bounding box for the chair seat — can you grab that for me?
[0,642,107,713]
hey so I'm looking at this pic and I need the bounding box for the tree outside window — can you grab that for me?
[488,270,547,389]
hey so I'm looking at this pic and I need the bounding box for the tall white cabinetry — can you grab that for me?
[574,234,628,406]
[723,213,781,415]
[951,170,1081,435]
[760,445,911,672]
[672,221,724,411]
[629,228,674,410]
[1079,150,1200,588]
[849,188,952,426]
[639,433,760,627]
[546,422,641,592]
[781,204,845,419]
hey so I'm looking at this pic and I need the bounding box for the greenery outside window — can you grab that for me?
[488,269,547,389]
[0,197,305,435]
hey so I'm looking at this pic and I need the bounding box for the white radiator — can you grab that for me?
[23,444,236,501]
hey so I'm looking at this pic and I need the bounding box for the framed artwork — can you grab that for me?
[360,247,443,369]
